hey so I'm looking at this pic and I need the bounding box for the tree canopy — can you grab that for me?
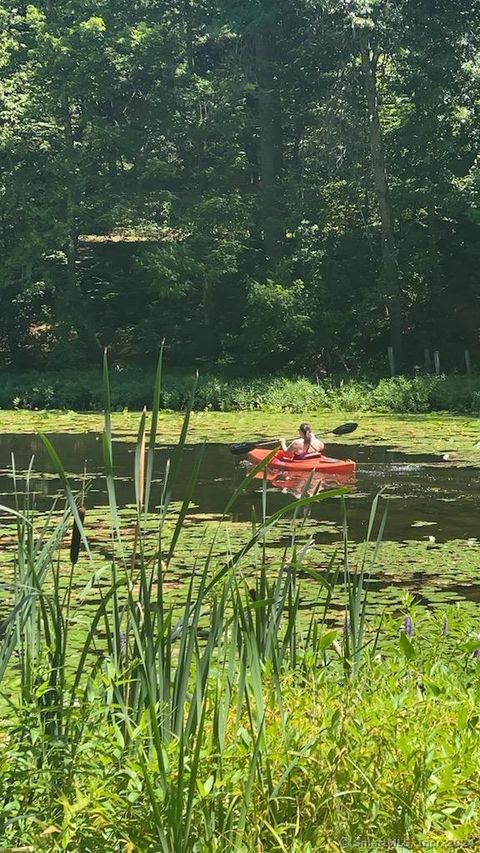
[1,0,479,373]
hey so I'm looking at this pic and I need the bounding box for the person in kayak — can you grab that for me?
[280,423,325,459]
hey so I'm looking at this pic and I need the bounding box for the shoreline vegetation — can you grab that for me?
[2,370,480,415]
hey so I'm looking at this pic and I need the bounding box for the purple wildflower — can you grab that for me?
[403,615,414,638]
[474,648,480,660]
[442,615,449,637]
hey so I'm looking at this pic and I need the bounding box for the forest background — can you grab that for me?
[1,0,479,379]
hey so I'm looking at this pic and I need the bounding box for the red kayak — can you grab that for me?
[247,447,356,474]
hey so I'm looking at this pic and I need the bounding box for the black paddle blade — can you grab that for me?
[230,442,255,455]
[331,421,358,436]
[230,439,277,455]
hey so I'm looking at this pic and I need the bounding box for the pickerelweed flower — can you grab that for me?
[442,615,449,636]
[404,615,414,638]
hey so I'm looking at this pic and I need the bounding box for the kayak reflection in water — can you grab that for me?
[271,471,326,499]
[280,423,324,459]
[270,470,355,500]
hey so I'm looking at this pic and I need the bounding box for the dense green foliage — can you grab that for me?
[0,1,479,372]
[4,369,480,412]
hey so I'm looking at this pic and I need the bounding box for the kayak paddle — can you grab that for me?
[230,421,358,456]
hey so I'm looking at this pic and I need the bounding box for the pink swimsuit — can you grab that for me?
[293,443,322,460]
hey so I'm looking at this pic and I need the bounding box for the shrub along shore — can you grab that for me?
[2,370,480,414]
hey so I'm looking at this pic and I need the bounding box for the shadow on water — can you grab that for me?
[0,433,479,543]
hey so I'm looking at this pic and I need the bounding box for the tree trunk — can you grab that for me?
[59,97,101,358]
[184,0,195,74]
[254,27,283,262]
[359,29,402,368]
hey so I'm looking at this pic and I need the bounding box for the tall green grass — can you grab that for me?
[0,355,479,851]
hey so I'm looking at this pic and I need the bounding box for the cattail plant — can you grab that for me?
[69,505,85,565]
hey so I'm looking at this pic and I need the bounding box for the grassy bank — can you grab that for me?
[2,612,479,852]
[3,369,480,414]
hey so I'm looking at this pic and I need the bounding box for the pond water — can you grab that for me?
[0,433,479,545]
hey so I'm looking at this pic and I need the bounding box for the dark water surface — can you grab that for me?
[0,433,479,544]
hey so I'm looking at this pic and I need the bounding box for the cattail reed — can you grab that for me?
[70,505,85,565]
